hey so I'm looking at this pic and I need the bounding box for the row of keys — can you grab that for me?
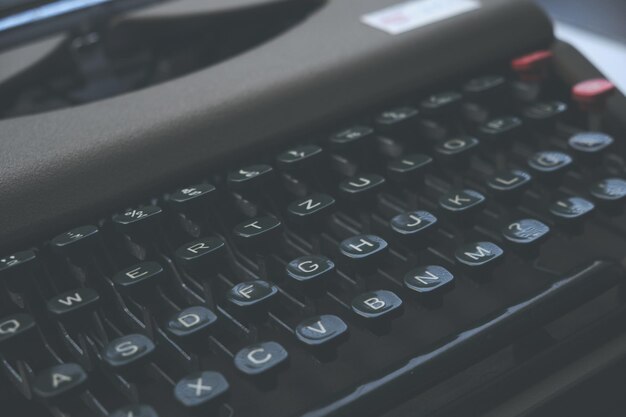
[0,64,622,417]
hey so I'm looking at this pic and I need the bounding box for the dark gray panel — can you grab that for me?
[0,0,553,252]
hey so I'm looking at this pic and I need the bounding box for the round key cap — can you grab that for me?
[234,341,289,377]
[375,106,420,138]
[175,236,226,274]
[387,153,432,184]
[295,315,348,348]
[390,210,437,245]
[174,371,229,410]
[522,101,567,129]
[50,225,99,256]
[420,91,462,117]
[528,151,572,182]
[113,262,166,293]
[339,235,388,271]
[550,197,594,234]
[463,75,506,102]
[276,144,323,172]
[0,249,37,284]
[226,281,278,320]
[438,189,485,224]
[287,193,336,225]
[352,289,403,334]
[434,136,480,167]
[404,265,454,296]
[351,290,403,321]
[0,313,37,349]
[479,116,522,146]
[550,196,594,220]
[102,334,155,370]
[502,219,550,258]
[112,205,162,235]
[338,174,385,204]
[590,178,626,202]
[329,125,375,151]
[166,306,218,340]
[168,183,216,213]
[487,169,532,204]
[503,219,550,246]
[33,363,88,401]
[455,241,504,277]
[227,164,274,192]
[568,132,613,154]
[286,255,335,294]
[233,216,282,248]
[46,288,100,322]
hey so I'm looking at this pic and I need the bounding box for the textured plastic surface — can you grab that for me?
[0,0,552,252]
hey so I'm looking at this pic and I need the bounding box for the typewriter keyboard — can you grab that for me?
[1,50,626,417]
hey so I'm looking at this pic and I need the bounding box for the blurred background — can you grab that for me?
[0,0,624,120]
[536,0,626,92]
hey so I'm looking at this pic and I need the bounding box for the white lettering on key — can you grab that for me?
[125,267,148,280]
[116,341,139,357]
[181,188,202,197]
[298,199,321,211]
[247,348,272,365]
[298,261,319,273]
[537,154,559,166]
[238,285,255,299]
[187,378,212,396]
[178,314,201,328]
[464,245,492,260]
[349,238,374,252]
[245,221,262,230]
[443,138,466,150]
[187,242,209,254]
[239,169,259,178]
[495,176,519,185]
[406,214,422,228]
[57,292,83,307]
[52,373,72,388]
[306,321,327,334]
[1,255,18,267]
[364,297,386,310]
[348,177,371,188]
[413,270,440,285]
[448,194,471,206]
[0,319,20,334]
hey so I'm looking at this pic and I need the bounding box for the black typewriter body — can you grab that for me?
[1,1,626,417]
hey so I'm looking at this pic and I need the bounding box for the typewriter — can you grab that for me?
[1,0,626,416]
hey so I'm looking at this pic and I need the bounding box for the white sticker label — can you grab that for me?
[361,0,481,35]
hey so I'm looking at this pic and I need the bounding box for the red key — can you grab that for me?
[572,78,615,110]
[511,50,553,81]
